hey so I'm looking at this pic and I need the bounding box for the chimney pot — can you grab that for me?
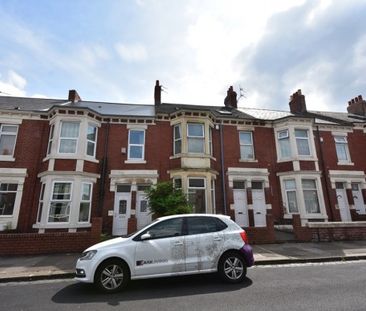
[358,95,363,101]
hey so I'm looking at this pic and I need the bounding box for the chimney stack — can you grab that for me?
[154,80,161,106]
[68,89,81,103]
[224,86,238,109]
[347,95,366,116]
[289,89,307,114]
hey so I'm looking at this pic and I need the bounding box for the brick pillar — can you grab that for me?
[248,209,254,227]
[346,188,354,205]
[266,214,275,243]
[128,217,137,234]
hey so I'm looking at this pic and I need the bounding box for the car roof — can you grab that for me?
[156,214,231,222]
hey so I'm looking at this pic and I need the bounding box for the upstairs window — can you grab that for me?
[239,131,254,160]
[0,124,18,156]
[295,129,310,156]
[86,125,97,157]
[278,130,291,158]
[59,122,80,154]
[173,124,182,155]
[128,129,145,160]
[47,125,54,155]
[187,123,204,153]
[334,136,350,162]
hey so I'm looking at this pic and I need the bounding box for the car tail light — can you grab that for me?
[240,231,249,244]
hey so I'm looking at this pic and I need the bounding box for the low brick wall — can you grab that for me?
[292,214,366,242]
[245,214,276,244]
[0,218,102,255]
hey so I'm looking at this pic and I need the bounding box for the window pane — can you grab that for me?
[303,190,320,213]
[174,125,181,139]
[48,202,70,222]
[130,145,143,159]
[287,191,298,213]
[146,218,183,239]
[130,130,144,144]
[233,181,245,189]
[59,139,77,153]
[336,144,348,161]
[189,179,205,188]
[251,181,263,189]
[187,217,219,234]
[279,138,291,158]
[188,189,206,213]
[79,202,90,222]
[61,122,79,138]
[82,183,91,200]
[296,138,310,155]
[0,135,16,155]
[302,179,316,189]
[87,141,95,156]
[240,145,254,159]
[116,185,131,192]
[278,130,289,139]
[284,180,296,189]
[188,124,204,137]
[188,138,204,153]
[52,183,71,200]
[87,126,96,141]
[140,200,148,213]
[0,193,16,215]
[174,140,181,154]
[2,125,17,133]
[239,132,252,144]
[174,178,182,189]
[295,129,308,138]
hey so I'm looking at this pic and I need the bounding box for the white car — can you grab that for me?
[75,214,254,293]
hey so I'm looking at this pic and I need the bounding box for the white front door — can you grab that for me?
[352,183,366,215]
[113,193,131,236]
[336,183,351,222]
[233,189,249,227]
[136,191,152,230]
[252,183,266,227]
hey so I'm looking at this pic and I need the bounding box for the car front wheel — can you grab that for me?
[218,252,247,283]
[95,259,130,293]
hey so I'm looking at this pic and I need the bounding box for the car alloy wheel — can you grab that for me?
[219,252,247,283]
[95,259,130,293]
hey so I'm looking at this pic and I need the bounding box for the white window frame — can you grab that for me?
[187,123,205,154]
[295,129,311,156]
[86,124,97,157]
[334,135,352,164]
[209,127,213,156]
[128,129,145,161]
[37,183,46,223]
[47,124,54,155]
[239,131,255,160]
[47,181,73,223]
[78,182,92,223]
[0,124,18,159]
[58,121,80,154]
[302,179,320,214]
[187,177,206,213]
[173,124,182,155]
[277,129,291,159]
[0,183,18,217]
[284,179,299,214]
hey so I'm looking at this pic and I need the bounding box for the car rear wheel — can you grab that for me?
[95,259,130,293]
[218,252,247,283]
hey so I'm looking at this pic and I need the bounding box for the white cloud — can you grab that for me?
[79,44,110,67]
[0,70,27,97]
[115,43,148,62]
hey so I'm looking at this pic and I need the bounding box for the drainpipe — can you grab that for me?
[219,124,228,215]
[97,121,110,217]
[316,125,334,221]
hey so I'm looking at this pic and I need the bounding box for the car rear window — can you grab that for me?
[186,217,227,235]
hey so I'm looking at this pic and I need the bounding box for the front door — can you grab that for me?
[352,183,366,215]
[233,187,249,227]
[136,190,152,230]
[336,183,351,222]
[113,193,131,236]
[252,182,266,227]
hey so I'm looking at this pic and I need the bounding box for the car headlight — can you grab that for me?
[79,250,97,261]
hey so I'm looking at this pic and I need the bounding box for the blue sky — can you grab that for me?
[1,0,366,112]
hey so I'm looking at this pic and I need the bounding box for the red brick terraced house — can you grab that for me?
[1,83,366,254]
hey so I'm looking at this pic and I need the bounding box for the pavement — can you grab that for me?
[1,240,366,283]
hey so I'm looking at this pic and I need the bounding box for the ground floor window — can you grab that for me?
[49,182,72,222]
[302,179,320,213]
[188,178,206,213]
[0,183,18,216]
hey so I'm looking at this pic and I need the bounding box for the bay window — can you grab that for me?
[188,178,206,213]
[295,129,310,156]
[86,125,97,157]
[59,122,80,153]
[278,130,291,158]
[174,124,182,155]
[187,123,204,153]
[79,183,92,222]
[302,179,320,213]
[48,182,72,222]
[284,179,298,213]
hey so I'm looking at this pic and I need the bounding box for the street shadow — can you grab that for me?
[52,274,253,305]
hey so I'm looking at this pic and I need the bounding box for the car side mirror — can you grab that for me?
[140,233,151,241]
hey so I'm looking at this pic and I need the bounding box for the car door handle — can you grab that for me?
[174,241,183,246]
[214,237,222,241]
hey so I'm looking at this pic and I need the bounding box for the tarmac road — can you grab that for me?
[1,260,366,311]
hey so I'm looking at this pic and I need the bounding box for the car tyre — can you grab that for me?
[218,251,247,283]
[95,259,130,293]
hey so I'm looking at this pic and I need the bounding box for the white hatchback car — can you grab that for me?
[75,214,254,293]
